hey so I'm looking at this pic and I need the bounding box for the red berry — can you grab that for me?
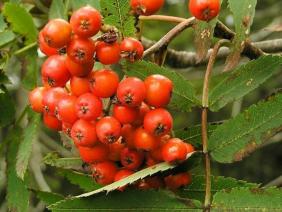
[89,69,119,98]
[185,143,195,154]
[130,0,164,16]
[114,169,134,182]
[133,102,150,126]
[91,161,118,185]
[108,138,126,161]
[70,76,91,96]
[143,108,173,136]
[70,6,102,38]
[96,41,121,65]
[62,122,72,137]
[121,124,135,148]
[189,0,220,21]
[164,172,192,190]
[71,119,98,147]
[114,169,134,191]
[29,87,48,113]
[42,87,67,116]
[144,74,173,108]
[117,77,146,107]
[67,38,95,64]
[113,105,139,124]
[41,55,70,87]
[66,56,94,77]
[42,19,72,48]
[138,176,164,190]
[38,31,58,56]
[75,93,103,121]
[78,144,109,163]
[96,116,121,144]
[120,37,144,61]
[57,95,78,124]
[43,113,62,131]
[120,147,144,170]
[134,127,160,151]
[162,138,188,163]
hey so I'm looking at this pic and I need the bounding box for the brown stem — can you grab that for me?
[139,15,186,23]
[202,40,229,107]
[201,40,227,212]
[143,17,196,57]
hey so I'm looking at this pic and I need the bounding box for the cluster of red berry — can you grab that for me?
[28,3,196,190]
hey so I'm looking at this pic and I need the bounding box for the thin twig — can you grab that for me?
[142,38,282,68]
[14,42,37,56]
[139,15,186,23]
[143,17,196,57]
[263,176,282,188]
[202,40,229,107]
[201,40,227,212]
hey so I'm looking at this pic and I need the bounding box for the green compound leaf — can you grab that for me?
[0,30,16,47]
[212,187,282,211]
[178,175,258,203]
[3,2,38,44]
[225,0,257,71]
[36,191,64,205]
[16,111,40,179]
[209,55,282,112]
[6,127,30,212]
[126,61,200,112]
[49,190,202,211]
[209,92,282,163]
[49,0,67,20]
[71,0,100,10]
[100,0,135,37]
[58,169,101,192]
[175,123,219,148]
[43,152,83,169]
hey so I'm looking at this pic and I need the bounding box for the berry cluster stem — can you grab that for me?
[201,40,228,212]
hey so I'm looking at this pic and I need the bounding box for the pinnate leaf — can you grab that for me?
[178,175,258,202]
[100,0,135,37]
[126,61,200,112]
[0,30,16,47]
[209,55,282,112]
[225,0,257,71]
[212,187,282,211]
[58,169,101,192]
[71,0,100,10]
[175,123,219,148]
[43,153,83,169]
[49,190,202,211]
[16,110,40,179]
[6,127,30,212]
[3,2,38,44]
[209,92,282,163]
[49,0,67,20]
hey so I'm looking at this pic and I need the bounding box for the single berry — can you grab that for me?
[78,144,109,163]
[41,55,70,87]
[143,108,173,136]
[57,95,78,124]
[189,0,220,21]
[70,6,102,38]
[117,77,146,107]
[75,93,103,121]
[89,69,119,98]
[29,87,48,113]
[95,41,121,65]
[162,138,188,163]
[42,19,72,48]
[144,74,173,108]
[96,116,121,144]
[120,37,144,61]
[91,161,118,185]
[130,0,164,16]
[120,147,144,170]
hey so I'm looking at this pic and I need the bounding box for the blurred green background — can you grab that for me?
[0,0,281,211]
